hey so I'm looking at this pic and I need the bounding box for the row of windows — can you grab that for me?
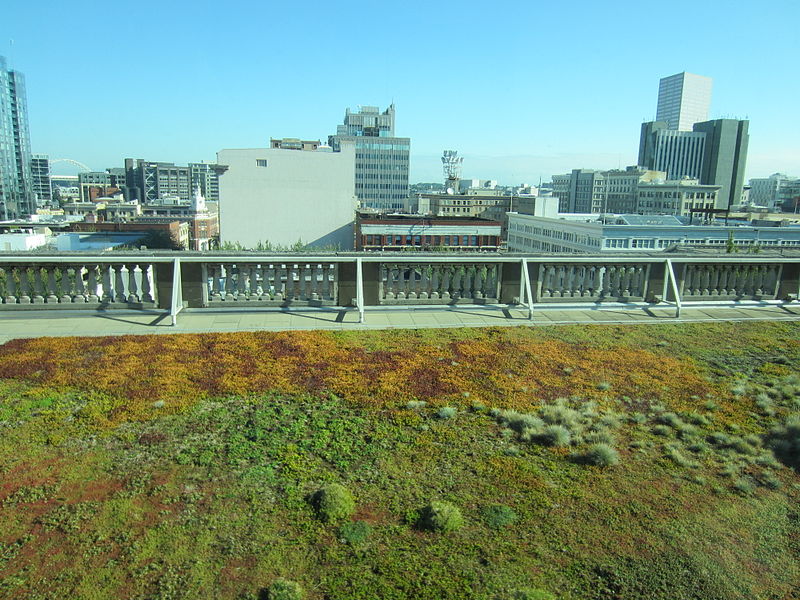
[356,173,406,180]
[354,143,410,151]
[363,234,498,247]
[356,153,409,161]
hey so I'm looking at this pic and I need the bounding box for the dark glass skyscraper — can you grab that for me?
[329,104,410,212]
[0,56,34,219]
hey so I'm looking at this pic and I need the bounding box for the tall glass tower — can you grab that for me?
[656,72,713,131]
[0,56,34,219]
[329,104,410,212]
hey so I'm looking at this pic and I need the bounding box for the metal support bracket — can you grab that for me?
[356,257,365,323]
[170,257,184,326]
[522,258,534,320]
[665,258,682,318]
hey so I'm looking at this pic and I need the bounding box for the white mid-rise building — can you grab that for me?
[507,212,800,253]
[217,141,357,250]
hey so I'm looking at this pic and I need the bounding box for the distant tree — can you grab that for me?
[138,229,183,250]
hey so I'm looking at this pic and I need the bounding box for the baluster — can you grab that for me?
[114,265,127,303]
[753,265,765,296]
[394,265,406,300]
[126,264,140,303]
[450,266,462,300]
[59,267,73,303]
[253,264,264,299]
[417,266,428,299]
[540,265,553,298]
[429,266,441,299]
[303,264,313,300]
[31,267,46,303]
[621,266,633,297]
[101,265,114,303]
[327,264,336,301]
[223,264,236,300]
[73,266,87,303]
[441,266,452,300]
[274,264,285,301]
[85,265,99,303]
[379,265,390,300]
[237,264,249,300]
[597,266,610,298]
[140,264,154,303]
[208,264,221,301]
[565,265,577,297]
[306,264,317,300]
[765,265,780,297]
[3,268,17,304]
[18,267,31,303]
[461,266,472,299]
[728,266,741,296]
[43,267,58,303]
[682,265,694,296]
[284,264,295,299]
[473,265,485,299]
[717,265,729,296]
[482,265,493,299]
[583,265,598,298]
[632,266,645,297]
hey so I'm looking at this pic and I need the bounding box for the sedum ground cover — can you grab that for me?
[0,321,798,599]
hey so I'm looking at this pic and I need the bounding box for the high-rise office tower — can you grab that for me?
[640,72,747,210]
[0,56,34,219]
[639,118,748,209]
[30,154,52,206]
[638,122,706,180]
[329,104,410,212]
[656,72,713,131]
[693,119,749,210]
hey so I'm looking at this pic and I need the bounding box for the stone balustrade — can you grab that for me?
[681,263,782,299]
[205,262,337,305]
[0,261,158,308]
[380,263,500,304]
[1,252,798,322]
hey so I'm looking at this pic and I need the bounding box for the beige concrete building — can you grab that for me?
[217,141,357,249]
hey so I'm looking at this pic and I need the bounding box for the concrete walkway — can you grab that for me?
[1,303,799,343]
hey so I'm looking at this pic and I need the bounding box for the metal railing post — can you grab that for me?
[170,257,184,326]
[665,258,682,318]
[522,257,534,320]
[356,257,365,323]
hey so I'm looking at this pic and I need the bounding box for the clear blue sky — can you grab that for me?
[4,0,798,184]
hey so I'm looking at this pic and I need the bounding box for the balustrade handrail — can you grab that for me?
[3,251,800,264]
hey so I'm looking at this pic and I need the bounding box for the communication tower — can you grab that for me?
[441,150,463,195]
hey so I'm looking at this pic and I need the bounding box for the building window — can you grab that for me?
[256,159,268,167]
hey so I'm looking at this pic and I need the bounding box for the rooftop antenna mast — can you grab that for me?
[441,150,463,195]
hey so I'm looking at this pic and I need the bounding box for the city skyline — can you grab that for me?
[3,0,798,185]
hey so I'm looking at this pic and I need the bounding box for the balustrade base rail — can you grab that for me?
[206,299,337,308]
[0,300,158,311]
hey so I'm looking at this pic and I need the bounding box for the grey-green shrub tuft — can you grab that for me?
[436,406,457,420]
[583,443,620,467]
[765,414,800,469]
[538,425,571,447]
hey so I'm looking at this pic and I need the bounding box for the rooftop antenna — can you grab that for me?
[441,150,463,194]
